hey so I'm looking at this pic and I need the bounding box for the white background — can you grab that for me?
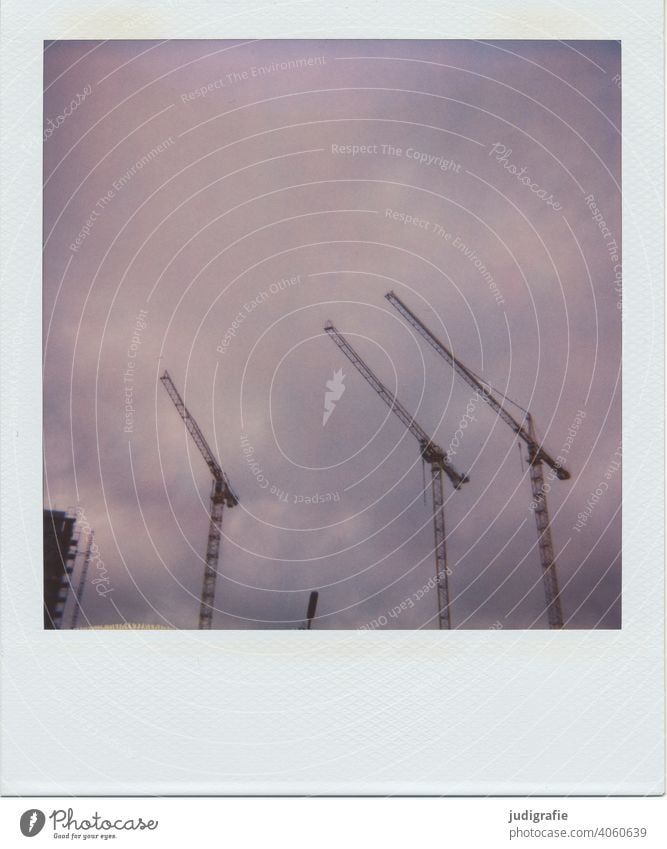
[0,0,663,802]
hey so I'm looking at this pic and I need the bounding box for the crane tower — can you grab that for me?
[324,322,469,629]
[298,591,319,630]
[385,291,570,629]
[160,371,238,629]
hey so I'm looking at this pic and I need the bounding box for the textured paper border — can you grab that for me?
[0,0,663,795]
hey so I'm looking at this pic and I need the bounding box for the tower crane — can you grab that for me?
[324,322,469,629]
[385,291,569,629]
[298,590,319,630]
[160,370,238,629]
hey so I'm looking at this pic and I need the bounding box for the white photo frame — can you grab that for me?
[0,0,663,795]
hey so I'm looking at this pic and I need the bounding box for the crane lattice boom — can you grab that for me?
[385,292,568,629]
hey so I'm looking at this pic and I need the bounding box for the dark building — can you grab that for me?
[43,510,78,629]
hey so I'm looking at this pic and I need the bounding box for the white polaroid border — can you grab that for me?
[0,0,663,795]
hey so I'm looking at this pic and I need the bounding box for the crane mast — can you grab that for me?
[385,291,568,628]
[324,322,469,629]
[160,371,238,629]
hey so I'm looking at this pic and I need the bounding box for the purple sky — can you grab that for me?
[43,40,621,629]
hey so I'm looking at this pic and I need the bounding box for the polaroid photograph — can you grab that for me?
[0,0,663,812]
[42,38,620,634]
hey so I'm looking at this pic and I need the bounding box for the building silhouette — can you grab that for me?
[43,510,78,629]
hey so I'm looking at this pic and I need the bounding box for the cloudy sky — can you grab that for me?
[43,40,621,629]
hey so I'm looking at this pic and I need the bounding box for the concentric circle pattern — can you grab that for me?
[43,40,621,631]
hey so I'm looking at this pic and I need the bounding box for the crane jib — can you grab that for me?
[323,323,469,490]
[324,321,467,630]
[384,292,570,481]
